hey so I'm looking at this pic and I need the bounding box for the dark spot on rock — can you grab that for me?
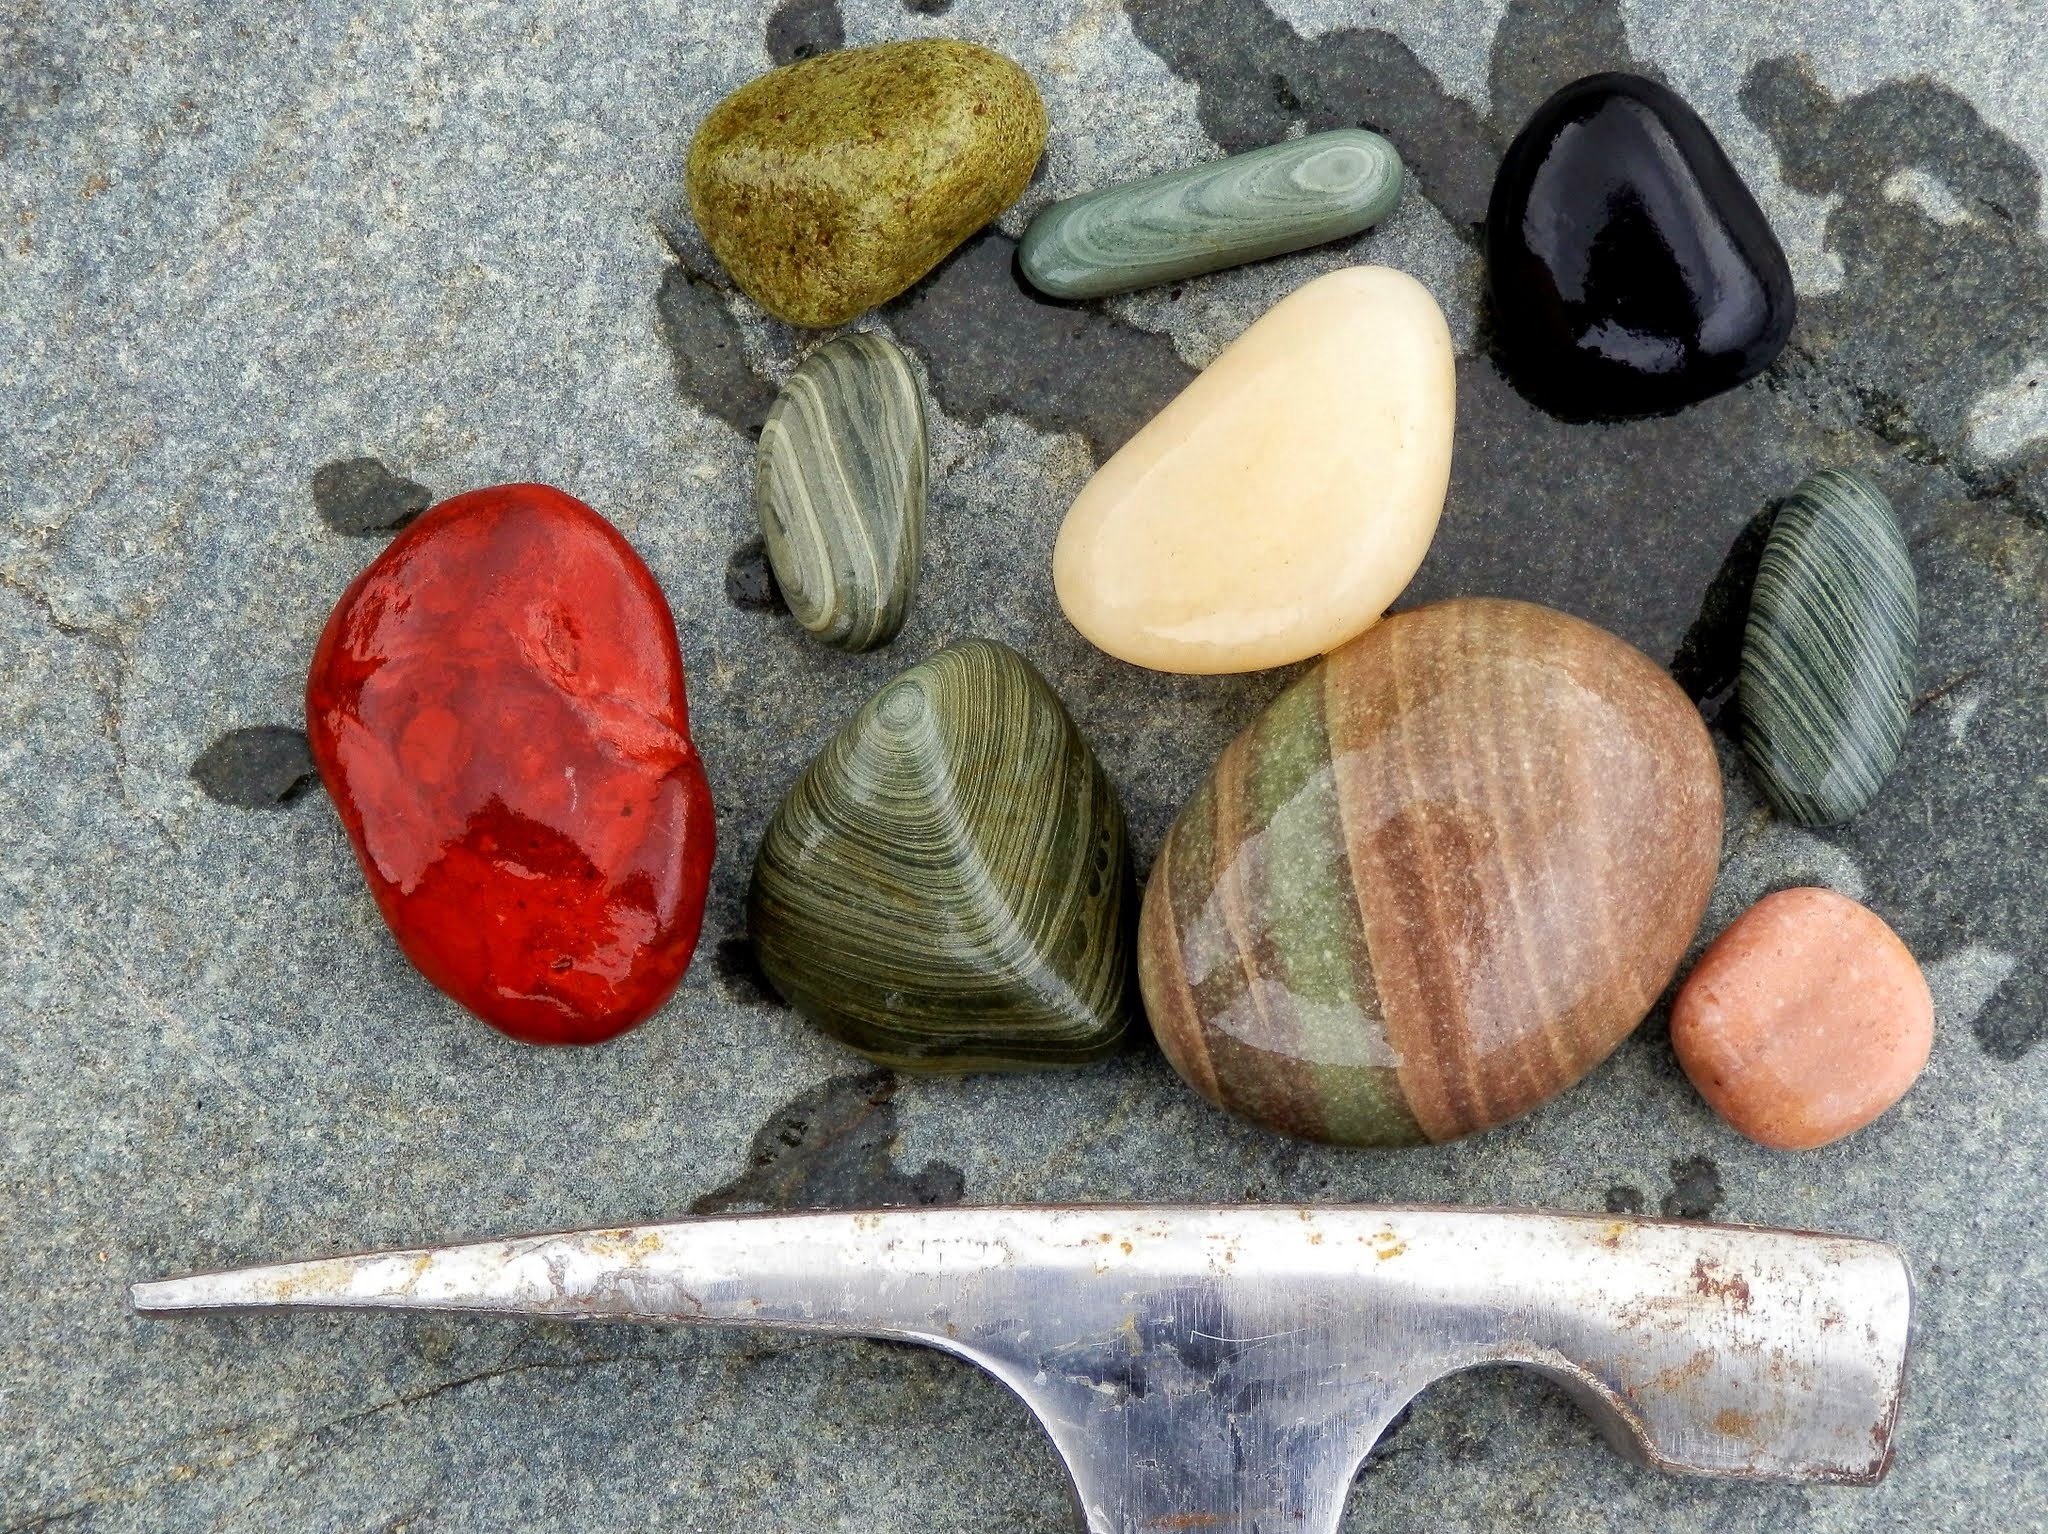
[190,726,318,809]
[765,0,843,66]
[1602,1184,1645,1215]
[903,0,952,13]
[1741,55,2048,524]
[1446,1426,1488,1463]
[710,932,778,1004]
[886,231,1195,460]
[691,1069,965,1214]
[0,31,85,155]
[311,457,432,536]
[1122,0,1498,230]
[1481,0,1655,144]
[724,536,786,613]
[654,259,780,438]
[1669,499,1779,725]
[1660,1155,1724,1221]
[1972,992,2036,1062]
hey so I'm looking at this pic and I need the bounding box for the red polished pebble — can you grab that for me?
[307,483,715,1045]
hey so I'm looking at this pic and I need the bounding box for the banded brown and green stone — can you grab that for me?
[1140,599,1724,1146]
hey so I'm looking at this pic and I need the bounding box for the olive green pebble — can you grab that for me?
[1020,129,1404,300]
[757,333,927,651]
[748,639,1140,1071]
[687,40,1047,328]
[1740,469,1919,827]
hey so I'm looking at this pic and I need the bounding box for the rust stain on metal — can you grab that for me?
[1649,1349,1716,1394]
[1714,1406,1763,1440]
[589,1230,664,1261]
[1691,1257,1754,1310]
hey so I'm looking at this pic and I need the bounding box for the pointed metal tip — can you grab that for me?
[129,1251,433,1314]
[131,1269,270,1313]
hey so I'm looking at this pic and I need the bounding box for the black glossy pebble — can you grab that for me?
[1486,72,1795,421]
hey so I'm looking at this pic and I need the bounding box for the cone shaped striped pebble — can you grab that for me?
[686,40,1047,327]
[1054,266,1455,674]
[757,334,927,651]
[1019,129,1404,301]
[1739,469,1917,826]
[749,639,1139,1071]
[1139,598,1723,1146]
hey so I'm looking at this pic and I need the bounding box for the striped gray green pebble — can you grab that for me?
[1740,468,1918,826]
[756,332,927,651]
[748,638,1140,1071]
[1018,129,1403,300]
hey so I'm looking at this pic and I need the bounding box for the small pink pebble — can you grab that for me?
[1671,887,1933,1151]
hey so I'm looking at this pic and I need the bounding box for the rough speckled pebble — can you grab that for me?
[1739,468,1918,826]
[1019,129,1404,300]
[756,333,927,651]
[686,40,1047,327]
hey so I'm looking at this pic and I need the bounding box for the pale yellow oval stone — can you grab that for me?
[1053,266,1456,674]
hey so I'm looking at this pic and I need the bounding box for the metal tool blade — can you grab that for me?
[132,1205,1912,1534]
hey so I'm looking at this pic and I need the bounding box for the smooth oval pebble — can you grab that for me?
[749,638,1139,1071]
[1672,888,1933,1151]
[1053,265,1454,675]
[757,333,928,651]
[1740,469,1917,826]
[1486,72,1795,420]
[686,40,1046,328]
[1139,598,1722,1146]
[306,484,717,1046]
[1019,129,1404,301]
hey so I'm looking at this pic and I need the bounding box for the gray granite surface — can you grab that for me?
[3,0,2045,1528]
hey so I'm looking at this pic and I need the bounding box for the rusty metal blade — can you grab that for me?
[133,1205,1912,1534]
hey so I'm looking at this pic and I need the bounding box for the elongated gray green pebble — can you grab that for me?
[756,332,927,651]
[1739,469,1918,827]
[1018,129,1404,300]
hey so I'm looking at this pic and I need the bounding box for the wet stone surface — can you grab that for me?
[2,0,2045,1530]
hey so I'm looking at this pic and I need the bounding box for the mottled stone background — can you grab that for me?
[3,0,2044,1528]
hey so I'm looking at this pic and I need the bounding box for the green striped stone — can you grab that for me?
[748,639,1139,1071]
[1740,469,1919,826]
[756,333,927,651]
[1018,129,1403,300]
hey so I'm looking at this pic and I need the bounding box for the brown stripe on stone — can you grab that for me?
[1136,830,1221,1105]
[1324,612,1470,1140]
[1456,601,1579,1121]
[1322,599,1722,1142]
